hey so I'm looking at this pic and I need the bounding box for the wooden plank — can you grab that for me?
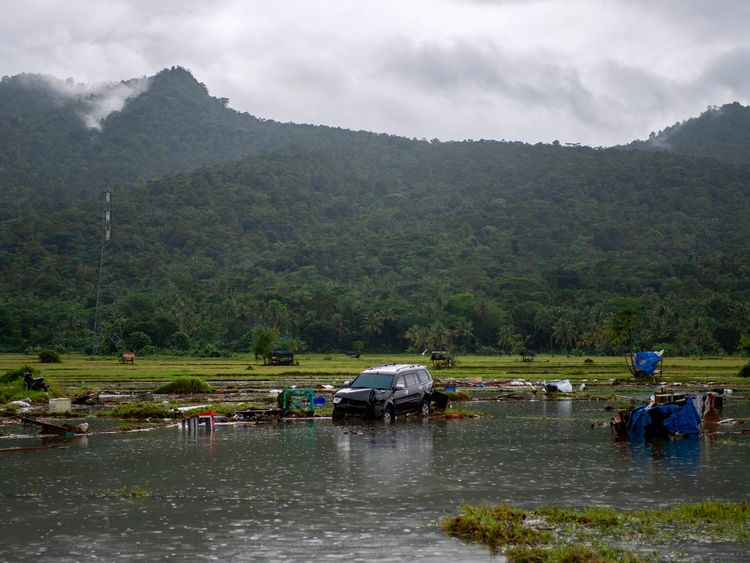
[19,417,77,435]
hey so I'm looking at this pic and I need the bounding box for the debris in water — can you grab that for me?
[543,380,572,393]
[20,416,88,435]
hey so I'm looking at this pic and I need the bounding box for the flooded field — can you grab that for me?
[2,400,750,561]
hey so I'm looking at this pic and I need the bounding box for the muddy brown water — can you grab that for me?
[2,400,750,561]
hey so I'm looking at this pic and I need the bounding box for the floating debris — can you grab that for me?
[543,379,573,393]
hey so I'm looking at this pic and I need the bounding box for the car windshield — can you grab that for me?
[351,373,394,390]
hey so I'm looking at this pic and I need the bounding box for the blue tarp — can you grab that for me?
[633,351,663,377]
[627,399,702,439]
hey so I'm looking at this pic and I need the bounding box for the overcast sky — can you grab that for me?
[2,0,749,146]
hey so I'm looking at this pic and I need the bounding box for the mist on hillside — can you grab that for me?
[14,73,151,130]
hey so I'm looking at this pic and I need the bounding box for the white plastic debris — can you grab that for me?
[174,404,209,412]
[552,379,573,393]
[9,400,32,407]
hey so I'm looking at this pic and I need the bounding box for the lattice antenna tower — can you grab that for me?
[91,189,124,355]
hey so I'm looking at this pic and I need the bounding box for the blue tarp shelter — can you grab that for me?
[627,399,702,439]
[631,350,664,378]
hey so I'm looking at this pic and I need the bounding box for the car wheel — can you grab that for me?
[420,400,430,416]
[382,406,394,424]
[332,406,343,420]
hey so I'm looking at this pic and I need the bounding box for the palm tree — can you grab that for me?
[552,316,575,354]
[359,311,384,341]
[497,326,522,354]
[427,322,452,350]
[451,318,475,351]
[609,307,639,354]
[579,310,606,353]
[404,324,428,352]
[265,299,289,332]
[377,308,399,349]
[331,313,348,344]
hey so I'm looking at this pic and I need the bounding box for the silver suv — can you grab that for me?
[332,364,434,423]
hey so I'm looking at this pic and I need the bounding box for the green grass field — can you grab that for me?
[2,352,748,395]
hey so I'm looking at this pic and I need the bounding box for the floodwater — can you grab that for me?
[2,400,750,562]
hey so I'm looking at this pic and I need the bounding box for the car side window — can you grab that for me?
[395,375,405,388]
[417,370,429,383]
[404,373,417,386]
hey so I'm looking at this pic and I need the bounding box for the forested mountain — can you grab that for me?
[628,102,750,165]
[1,68,749,356]
[0,67,366,198]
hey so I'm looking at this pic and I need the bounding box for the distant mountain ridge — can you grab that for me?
[628,102,750,165]
[1,67,749,356]
[0,67,372,196]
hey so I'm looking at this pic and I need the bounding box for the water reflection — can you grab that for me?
[540,399,573,418]
[1,401,748,562]
[628,438,701,481]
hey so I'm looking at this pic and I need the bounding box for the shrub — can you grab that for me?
[172,331,191,351]
[1,366,38,384]
[138,345,160,356]
[442,390,473,402]
[195,344,221,358]
[738,363,750,378]
[155,377,214,394]
[38,349,62,363]
[128,331,152,352]
[0,366,51,403]
[250,327,279,361]
[107,402,173,419]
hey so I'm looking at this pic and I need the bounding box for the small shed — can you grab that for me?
[430,351,454,369]
[120,353,136,364]
[268,350,295,366]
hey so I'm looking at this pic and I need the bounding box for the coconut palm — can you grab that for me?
[377,308,400,348]
[552,316,575,354]
[427,322,452,350]
[451,318,475,351]
[404,324,428,352]
[497,325,523,354]
[359,311,384,340]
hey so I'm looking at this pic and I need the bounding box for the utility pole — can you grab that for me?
[91,189,123,355]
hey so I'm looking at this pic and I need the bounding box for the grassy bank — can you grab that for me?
[1,353,747,390]
[441,501,750,561]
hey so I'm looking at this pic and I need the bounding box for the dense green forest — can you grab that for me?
[1,67,749,357]
[628,102,750,165]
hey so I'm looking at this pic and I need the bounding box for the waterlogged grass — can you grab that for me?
[441,501,750,561]
[442,504,550,546]
[102,402,176,419]
[154,376,214,394]
[1,353,748,397]
[430,408,488,420]
[118,485,151,499]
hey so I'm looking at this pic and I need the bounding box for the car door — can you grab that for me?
[418,369,433,395]
[402,372,422,412]
[392,374,410,414]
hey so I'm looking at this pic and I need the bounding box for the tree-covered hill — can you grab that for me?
[0,67,369,198]
[1,68,749,356]
[628,102,750,165]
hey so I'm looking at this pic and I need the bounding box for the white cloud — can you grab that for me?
[16,74,152,129]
